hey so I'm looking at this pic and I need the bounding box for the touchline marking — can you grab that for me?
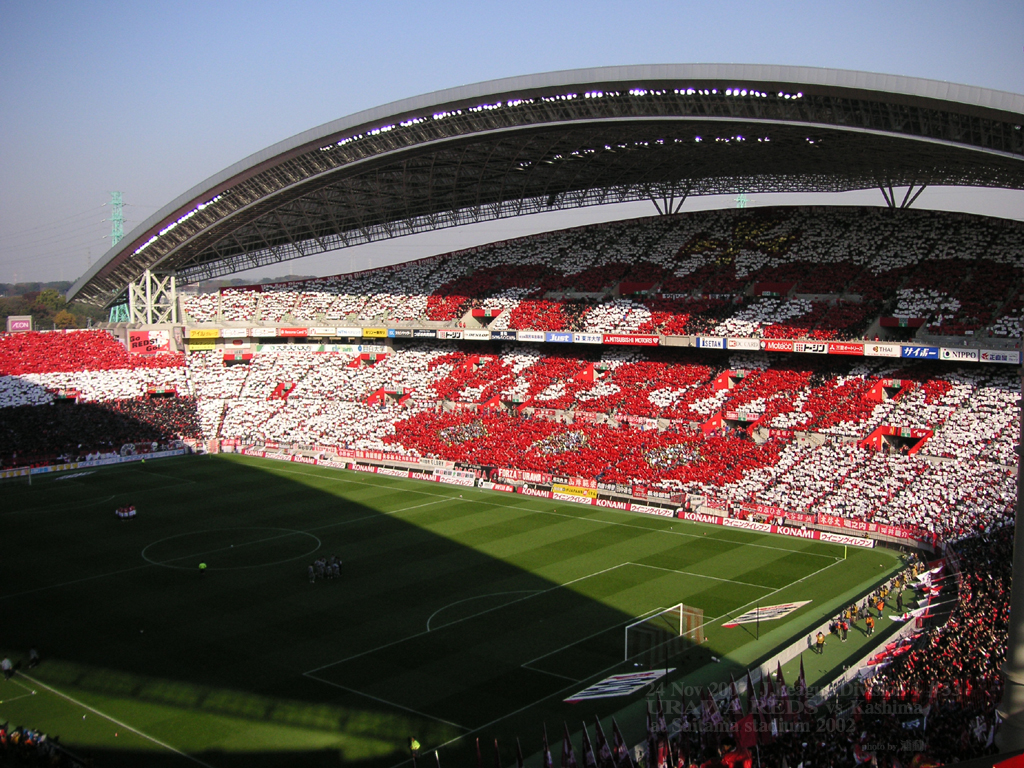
[520,606,663,669]
[4,494,116,516]
[628,561,775,589]
[303,674,467,732]
[0,692,36,704]
[427,590,542,632]
[17,672,216,768]
[0,563,154,601]
[262,463,836,558]
[303,562,630,675]
[716,555,844,628]
[518,665,582,683]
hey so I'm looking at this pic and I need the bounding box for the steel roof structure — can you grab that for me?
[69,64,1024,307]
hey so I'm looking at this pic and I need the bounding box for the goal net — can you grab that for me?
[624,603,705,664]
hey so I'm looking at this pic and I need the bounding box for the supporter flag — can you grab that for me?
[795,655,807,707]
[656,696,668,738]
[593,718,615,768]
[645,709,656,768]
[611,718,634,768]
[699,688,722,751]
[765,672,778,715]
[756,676,776,746]
[707,687,725,726]
[562,723,578,768]
[543,724,554,768]
[728,675,744,721]
[654,698,671,768]
[516,738,525,768]
[581,723,598,768]
[744,670,758,718]
[776,662,792,722]
[735,712,758,749]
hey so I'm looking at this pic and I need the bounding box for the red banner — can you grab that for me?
[827,342,864,356]
[602,334,660,346]
[129,330,171,355]
[739,502,787,519]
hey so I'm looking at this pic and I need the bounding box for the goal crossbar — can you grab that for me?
[624,602,705,662]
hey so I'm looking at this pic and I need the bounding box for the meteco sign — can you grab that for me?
[760,340,795,352]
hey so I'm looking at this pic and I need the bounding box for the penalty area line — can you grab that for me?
[303,562,630,674]
[303,672,468,732]
[17,672,217,768]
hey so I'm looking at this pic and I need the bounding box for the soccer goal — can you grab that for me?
[624,603,705,664]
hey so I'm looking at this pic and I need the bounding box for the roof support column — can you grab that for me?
[649,187,688,216]
[880,183,927,209]
[128,270,178,326]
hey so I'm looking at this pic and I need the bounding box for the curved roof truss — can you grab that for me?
[69,64,1024,306]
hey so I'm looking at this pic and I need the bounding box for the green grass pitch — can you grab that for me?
[0,454,905,767]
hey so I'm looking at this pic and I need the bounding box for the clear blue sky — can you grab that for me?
[1,0,1022,286]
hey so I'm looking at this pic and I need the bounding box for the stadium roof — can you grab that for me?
[69,64,1024,307]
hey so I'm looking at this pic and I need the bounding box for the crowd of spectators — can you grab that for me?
[176,207,1024,343]
[0,397,200,468]
[0,330,183,376]
[2,335,1018,545]
[0,722,84,768]
[849,526,1011,764]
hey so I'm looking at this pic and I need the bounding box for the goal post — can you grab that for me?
[624,603,705,664]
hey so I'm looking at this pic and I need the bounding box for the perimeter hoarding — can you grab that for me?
[6,315,32,333]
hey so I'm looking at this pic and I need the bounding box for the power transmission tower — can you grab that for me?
[110,191,124,245]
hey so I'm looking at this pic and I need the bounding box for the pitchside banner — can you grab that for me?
[696,336,725,349]
[981,349,1021,364]
[902,345,938,359]
[794,341,828,354]
[940,347,980,362]
[603,333,659,346]
[680,511,876,548]
[865,342,901,358]
[727,338,760,351]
